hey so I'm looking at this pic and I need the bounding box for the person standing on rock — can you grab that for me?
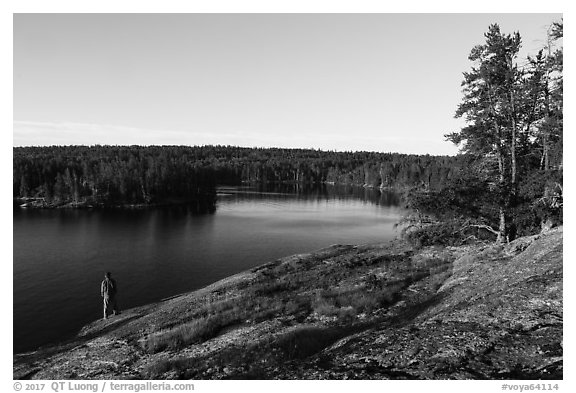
[101,271,120,320]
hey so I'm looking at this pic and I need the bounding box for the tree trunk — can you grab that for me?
[541,85,551,171]
[510,93,517,186]
[542,30,554,171]
[541,131,549,170]
[496,143,507,243]
[497,206,507,243]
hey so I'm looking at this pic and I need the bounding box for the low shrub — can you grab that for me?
[249,279,293,297]
[202,296,238,315]
[312,283,405,320]
[404,221,467,248]
[336,306,357,322]
[338,291,378,312]
[312,297,340,317]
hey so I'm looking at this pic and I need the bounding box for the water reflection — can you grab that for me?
[217,183,401,206]
[13,185,404,353]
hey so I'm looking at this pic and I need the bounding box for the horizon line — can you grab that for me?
[13,120,460,157]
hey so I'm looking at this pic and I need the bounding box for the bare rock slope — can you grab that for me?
[14,227,562,380]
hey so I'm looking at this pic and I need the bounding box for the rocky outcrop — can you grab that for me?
[281,229,563,379]
[14,228,562,380]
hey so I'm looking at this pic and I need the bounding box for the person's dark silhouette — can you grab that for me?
[101,271,119,320]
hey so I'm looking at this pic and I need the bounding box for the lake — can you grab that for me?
[13,185,405,353]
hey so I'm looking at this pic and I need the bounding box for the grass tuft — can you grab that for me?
[143,311,241,353]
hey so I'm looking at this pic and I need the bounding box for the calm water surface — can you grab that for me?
[13,186,405,353]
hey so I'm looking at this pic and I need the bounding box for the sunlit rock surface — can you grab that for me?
[14,227,562,380]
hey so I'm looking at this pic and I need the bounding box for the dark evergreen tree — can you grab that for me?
[446,24,525,242]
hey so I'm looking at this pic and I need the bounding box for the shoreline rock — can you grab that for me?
[14,228,563,380]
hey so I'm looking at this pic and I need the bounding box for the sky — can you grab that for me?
[13,13,562,155]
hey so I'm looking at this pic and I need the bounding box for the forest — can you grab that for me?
[13,145,466,206]
[13,21,562,244]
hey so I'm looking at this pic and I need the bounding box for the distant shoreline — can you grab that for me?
[13,196,217,210]
[13,182,408,210]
